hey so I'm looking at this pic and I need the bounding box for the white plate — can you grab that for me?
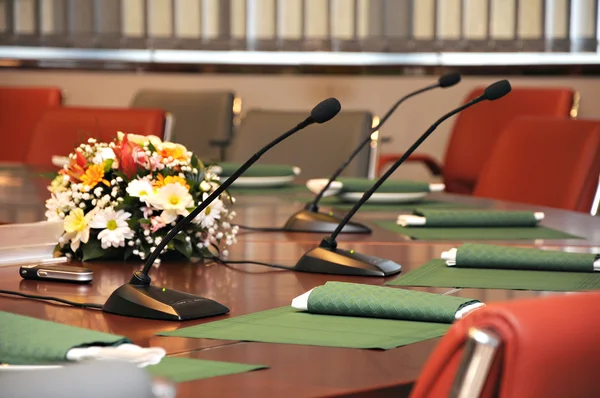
[305,178,343,197]
[226,175,297,188]
[52,156,69,167]
[340,191,429,204]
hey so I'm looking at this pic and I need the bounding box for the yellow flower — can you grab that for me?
[157,142,189,162]
[81,164,110,189]
[63,208,92,251]
[117,131,162,147]
[154,174,189,190]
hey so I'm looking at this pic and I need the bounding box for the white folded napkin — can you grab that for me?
[66,344,166,368]
[290,288,484,320]
[397,211,545,227]
[441,247,600,271]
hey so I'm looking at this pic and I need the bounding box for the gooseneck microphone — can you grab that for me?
[102,98,342,321]
[292,80,512,277]
[283,73,462,234]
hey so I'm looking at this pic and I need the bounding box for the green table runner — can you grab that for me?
[227,184,310,196]
[454,243,598,272]
[0,311,130,365]
[307,197,469,212]
[338,178,431,193]
[158,306,450,350]
[411,209,539,227]
[218,163,297,177]
[375,221,582,241]
[146,357,266,383]
[307,282,479,323]
[387,259,600,291]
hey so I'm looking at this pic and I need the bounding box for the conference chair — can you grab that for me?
[0,86,63,163]
[25,107,168,170]
[473,117,600,214]
[227,109,376,179]
[377,87,578,194]
[130,89,239,162]
[410,291,600,398]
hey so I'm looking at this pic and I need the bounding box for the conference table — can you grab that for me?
[0,165,599,397]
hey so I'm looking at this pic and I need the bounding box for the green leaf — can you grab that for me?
[173,239,192,259]
[81,240,105,261]
[104,159,114,173]
[124,246,134,261]
[138,218,151,224]
[147,142,157,152]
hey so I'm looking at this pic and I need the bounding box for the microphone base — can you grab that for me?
[292,246,402,277]
[283,209,371,234]
[102,284,229,321]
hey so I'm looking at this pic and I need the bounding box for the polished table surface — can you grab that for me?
[1,167,599,397]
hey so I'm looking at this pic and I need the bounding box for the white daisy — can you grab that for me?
[63,208,95,251]
[193,193,224,228]
[126,178,154,200]
[145,183,193,223]
[89,208,134,249]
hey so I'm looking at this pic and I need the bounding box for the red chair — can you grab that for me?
[378,87,577,194]
[25,107,168,170]
[411,291,600,398]
[0,86,63,163]
[473,117,600,213]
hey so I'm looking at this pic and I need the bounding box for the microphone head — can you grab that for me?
[483,79,512,101]
[311,97,342,124]
[438,73,461,88]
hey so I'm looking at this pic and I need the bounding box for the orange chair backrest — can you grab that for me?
[473,117,600,213]
[25,107,166,170]
[443,87,575,194]
[0,86,63,162]
[411,291,600,398]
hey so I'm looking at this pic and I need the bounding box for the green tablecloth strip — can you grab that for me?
[307,282,479,323]
[158,306,450,350]
[228,184,310,196]
[310,197,469,212]
[387,259,600,292]
[146,357,267,383]
[412,209,540,227]
[454,243,598,272]
[0,311,130,365]
[337,178,431,193]
[217,162,298,177]
[375,221,582,241]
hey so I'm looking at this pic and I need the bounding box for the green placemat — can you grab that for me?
[453,243,598,272]
[227,184,310,196]
[146,357,267,383]
[309,197,470,212]
[307,282,479,323]
[158,306,451,350]
[375,221,583,240]
[387,259,600,291]
[218,163,297,177]
[410,209,539,227]
[338,178,431,193]
[0,311,130,365]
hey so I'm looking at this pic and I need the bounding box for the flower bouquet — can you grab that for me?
[45,133,238,262]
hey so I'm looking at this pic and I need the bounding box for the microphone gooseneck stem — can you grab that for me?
[133,118,314,283]
[310,83,440,209]
[325,96,484,245]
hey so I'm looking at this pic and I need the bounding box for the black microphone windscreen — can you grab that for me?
[311,97,342,124]
[438,73,461,88]
[483,79,512,101]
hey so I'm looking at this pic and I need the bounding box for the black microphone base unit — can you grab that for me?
[102,284,229,321]
[292,246,402,277]
[283,209,371,234]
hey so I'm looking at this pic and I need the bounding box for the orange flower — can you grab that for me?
[81,164,110,189]
[154,174,189,190]
[157,142,188,162]
[59,150,88,183]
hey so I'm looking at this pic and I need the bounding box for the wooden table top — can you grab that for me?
[1,168,599,397]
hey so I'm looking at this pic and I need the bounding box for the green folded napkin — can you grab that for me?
[0,311,130,365]
[387,259,600,292]
[303,197,469,211]
[337,178,431,193]
[217,162,298,177]
[409,209,540,227]
[451,243,599,272]
[146,357,267,383]
[305,282,480,323]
